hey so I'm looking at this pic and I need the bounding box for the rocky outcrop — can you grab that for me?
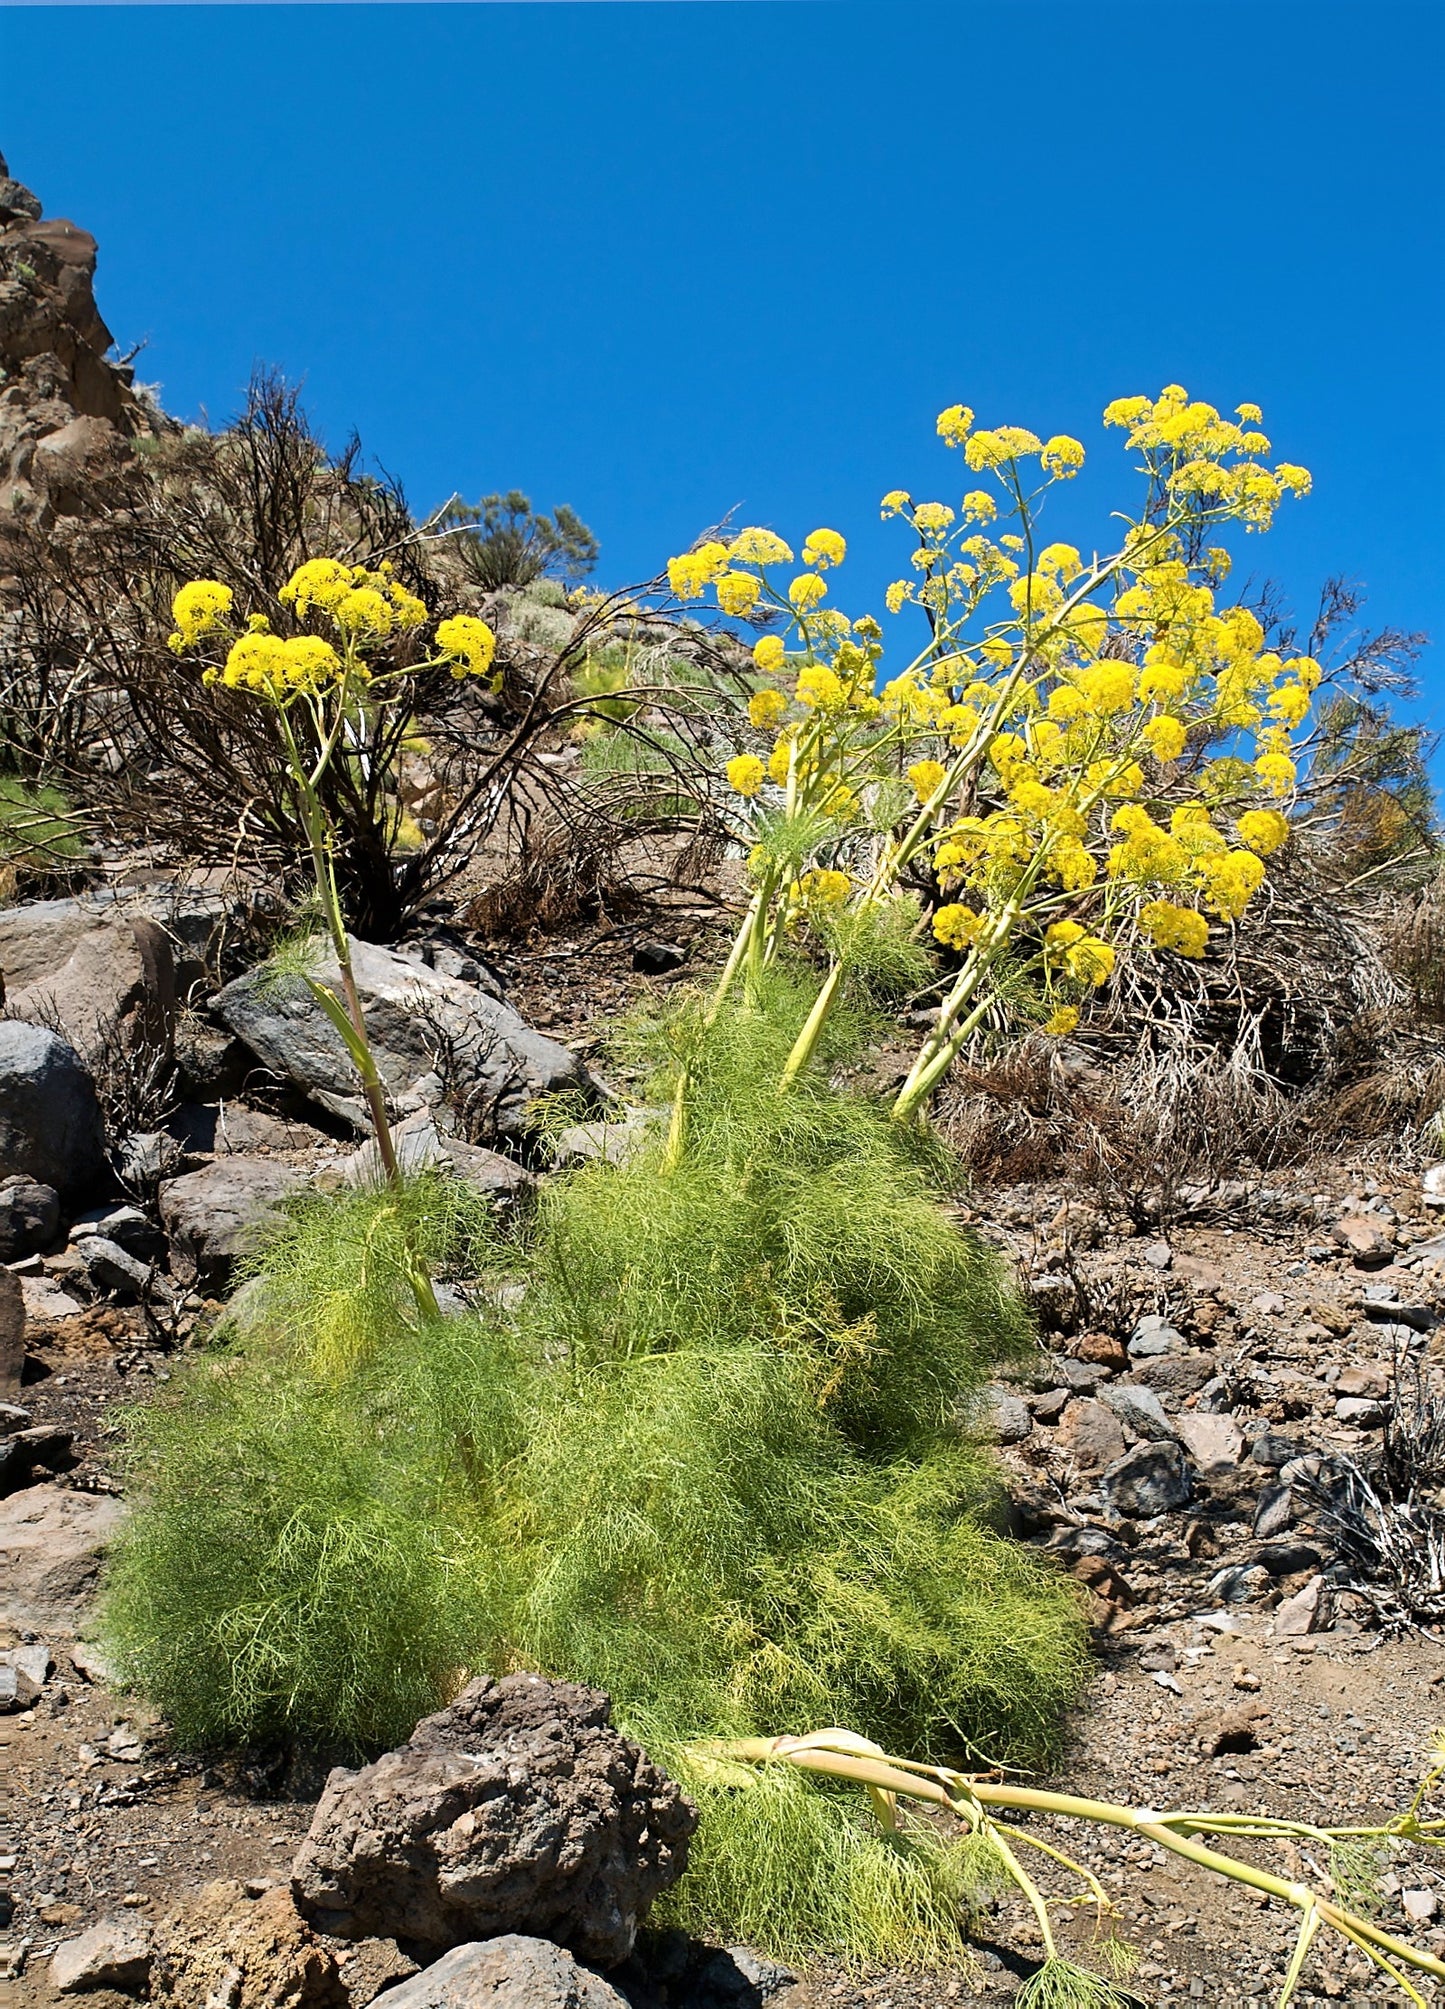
[290,1674,696,1967]
[0,151,166,533]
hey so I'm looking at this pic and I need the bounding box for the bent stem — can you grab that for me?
[712,1732,1445,2007]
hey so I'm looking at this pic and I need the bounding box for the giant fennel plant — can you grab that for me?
[108,392,1445,2005]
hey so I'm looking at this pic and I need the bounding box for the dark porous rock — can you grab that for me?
[1128,1351,1218,1400]
[378,1935,630,2008]
[0,1175,60,1259]
[290,1673,697,1967]
[158,1156,308,1289]
[213,936,590,1142]
[0,1022,107,1198]
[1101,1440,1194,1518]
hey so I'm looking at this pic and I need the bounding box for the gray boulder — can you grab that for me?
[344,1109,533,1205]
[212,937,589,1141]
[0,1022,107,1198]
[1101,1440,1194,1518]
[0,1175,60,1259]
[290,1673,696,1966]
[379,1936,629,2008]
[158,1156,307,1289]
[0,895,176,1065]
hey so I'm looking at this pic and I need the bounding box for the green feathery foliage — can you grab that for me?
[650,1756,995,1972]
[101,979,1087,1966]
[102,1183,531,1749]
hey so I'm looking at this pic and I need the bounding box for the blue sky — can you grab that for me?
[3,1,1443,737]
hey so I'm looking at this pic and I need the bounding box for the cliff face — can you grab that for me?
[0,152,166,528]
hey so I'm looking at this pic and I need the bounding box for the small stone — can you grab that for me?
[1143,1241,1174,1271]
[75,1235,157,1297]
[0,1177,60,1261]
[49,1917,152,1994]
[1421,1164,1445,1208]
[1335,1396,1387,1428]
[1309,1301,1353,1337]
[1101,1383,1178,1443]
[1173,1412,1244,1475]
[1250,1292,1286,1317]
[981,1383,1033,1444]
[1028,1387,1070,1424]
[1231,1664,1261,1692]
[1057,1397,1128,1471]
[1128,1319,1185,1360]
[1257,1542,1323,1578]
[1362,1298,1432,1330]
[1336,1364,1388,1398]
[1402,1889,1439,1924]
[1254,1486,1302,1542]
[1194,1375,1233,1414]
[377,1936,629,2008]
[631,938,687,975]
[1072,1331,1129,1370]
[1101,1440,1193,1518]
[1272,1574,1326,1638]
[0,1641,51,1710]
[0,1402,31,1433]
[1251,1432,1304,1469]
[70,1204,165,1263]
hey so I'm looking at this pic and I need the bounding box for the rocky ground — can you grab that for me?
[5,899,1445,2006]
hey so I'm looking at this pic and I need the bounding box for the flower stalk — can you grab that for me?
[712,1729,1445,2007]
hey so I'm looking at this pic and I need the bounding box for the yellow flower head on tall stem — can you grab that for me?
[169,579,234,652]
[435,615,497,680]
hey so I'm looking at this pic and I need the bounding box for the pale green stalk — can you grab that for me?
[714,1732,1445,2007]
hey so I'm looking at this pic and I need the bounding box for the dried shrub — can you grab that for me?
[0,375,745,941]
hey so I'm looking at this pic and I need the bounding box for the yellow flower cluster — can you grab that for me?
[205,632,345,698]
[280,559,428,635]
[434,615,498,681]
[168,579,234,651]
[1138,900,1211,957]
[1102,386,1312,533]
[700,383,1314,1053]
[1045,919,1115,985]
[727,754,766,798]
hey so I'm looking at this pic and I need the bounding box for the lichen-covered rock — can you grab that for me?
[290,1674,697,1967]
[150,1881,345,2008]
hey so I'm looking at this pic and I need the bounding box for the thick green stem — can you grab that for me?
[279,702,440,1322]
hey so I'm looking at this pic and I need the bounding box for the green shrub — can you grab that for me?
[102,1183,532,1750]
[101,983,1086,1962]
